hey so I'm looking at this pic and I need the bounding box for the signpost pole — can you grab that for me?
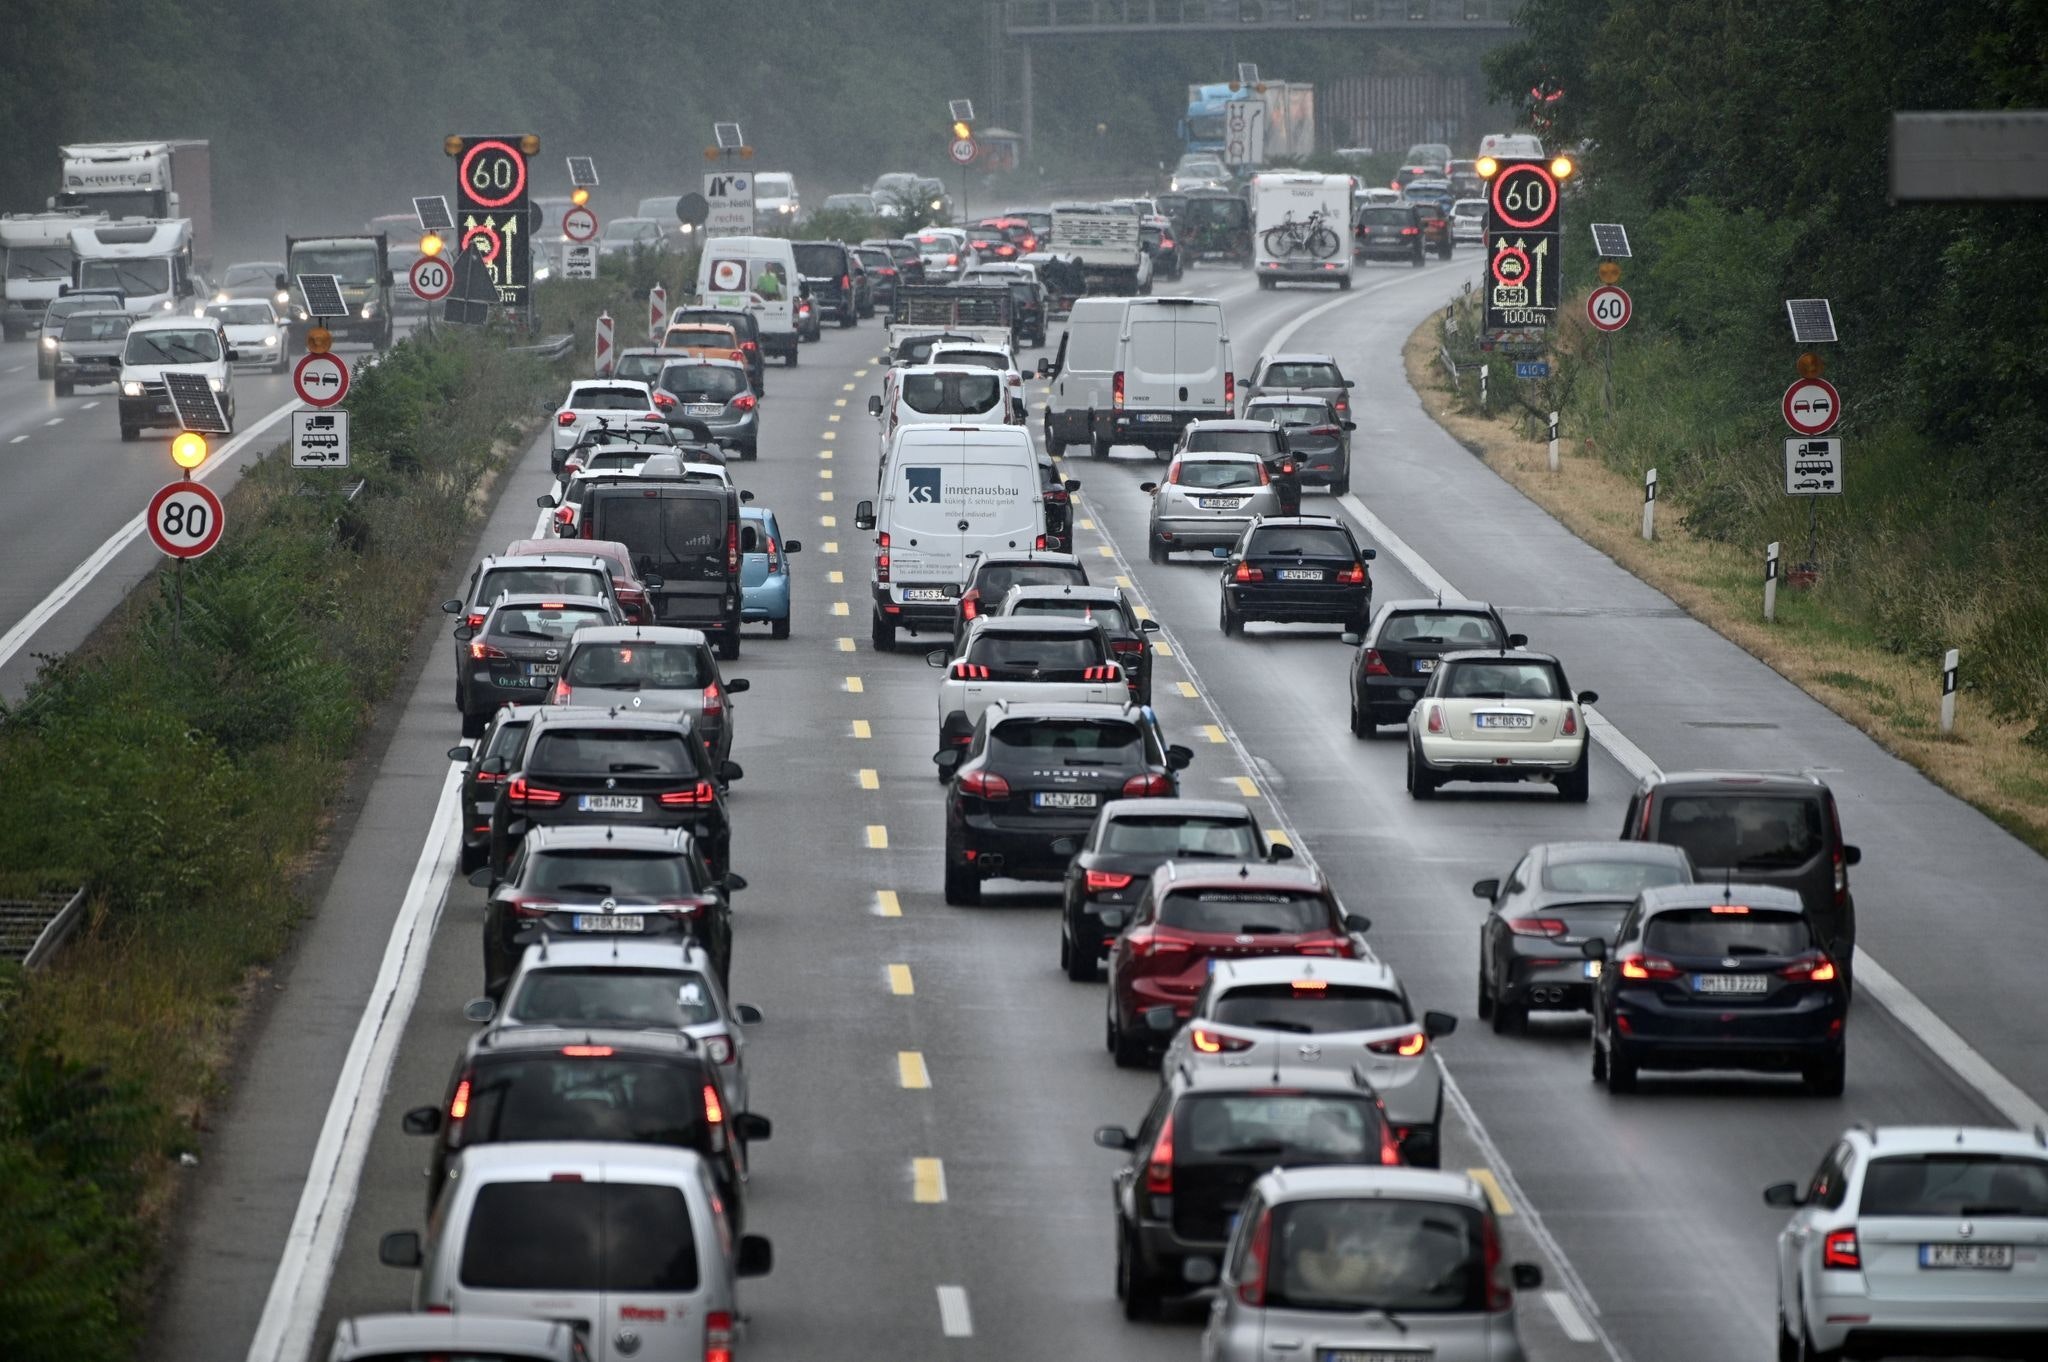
[1940,648,1959,734]
[1806,495,1820,570]
[1642,467,1657,541]
[1602,331,1614,413]
[1547,411,1560,473]
[1764,541,1780,622]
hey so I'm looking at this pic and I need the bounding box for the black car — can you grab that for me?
[852,245,900,310]
[400,1025,768,1216]
[1345,598,1513,735]
[1093,1064,1401,1320]
[862,237,925,285]
[474,823,741,994]
[450,706,540,874]
[792,240,858,326]
[1241,395,1355,495]
[1036,456,1082,552]
[1585,884,1850,1094]
[668,306,766,394]
[936,702,1193,907]
[1619,770,1863,993]
[452,594,618,738]
[444,555,628,703]
[1354,203,1427,265]
[1474,841,1695,1031]
[996,583,1160,706]
[951,550,1089,652]
[579,477,746,659]
[485,708,740,881]
[1058,799,1284,981]
[1218,516,1375,635]
[884,328,982,368]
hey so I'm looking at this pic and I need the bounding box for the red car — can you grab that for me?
[501,537,654,625]
[967,216,1034,261]
[1105,861,1371,1066]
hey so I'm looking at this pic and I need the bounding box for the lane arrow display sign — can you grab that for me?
[1782,376,1841,436]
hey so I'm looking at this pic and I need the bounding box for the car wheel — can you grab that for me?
[944,855,981,907]
[1147,533,1166,565]
[1556,749,1590,803]
[1777,1308,1799,1362]
[1403,1128,1441,1169]
[1406,743,1437,799]
[741,442,758,461]
[1108,1003,1148,1069]
[870,610,895,652]
[460,708,486,739]
[1090,430,1109,458]
[1476,963,1495,1020]
[55,380,74,397]
[1492,997,1526,1036]
[1338,274,1352,291]
[1349,694,1370,738]
[1118,1228,1162,1321]
[786,347,799,367]
[1332,474,1350,497]
[770,615,791,640]
[1062,921,1096,982]
[1046,423,1066,457]
[1590,1034,1608,1083]
[838,312,854,329]
[1804,1048,1847,1097]
[1605,1037,1639,1094]
[1411,248,1425,268]
[458,838,485,876]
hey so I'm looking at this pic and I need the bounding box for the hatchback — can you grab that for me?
[550,625,746,768]
[1241,395,1353,495]
[449,705,541,875]
[1218,515,1375,635]
[995,583,1159,705]
[454,594,619,738]
[1406,649,1597,802]
[950,550,1089,652]
[739,506,800,637]
[1142,452,1283,560]
[654,358,758,459]
[1345,598,1514,734]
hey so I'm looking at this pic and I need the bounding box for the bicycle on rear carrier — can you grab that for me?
[1260,208,1341,260]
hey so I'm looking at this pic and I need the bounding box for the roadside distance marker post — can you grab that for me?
[1941,648,1959,733]
[1642,467,1657,540]
[595,312,614,377]
[649,284,666,343]
[1547,410,1560,472]
[409,253,453,303]
[1765,541,1780,622]
[294,351,350,408]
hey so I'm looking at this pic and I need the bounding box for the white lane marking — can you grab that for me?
[1266,258,1472,355]
[8,435,24,444]
[936,1285,974,1337]
[245,762,462,1362]
[81,399,99,409]
[3,365,21,374]
[1546,1289,1599,1344]
[0,396,300,672]
[43,416,62,426]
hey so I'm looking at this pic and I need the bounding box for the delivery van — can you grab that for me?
[694,236,799,366]
[1039,296,1127,457]
[1106,296,1233,456]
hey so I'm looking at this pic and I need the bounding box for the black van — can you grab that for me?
[793,240,856,326]
[581,459,745,658]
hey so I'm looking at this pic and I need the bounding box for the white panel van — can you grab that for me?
[1107,296,1233,456]
[1039,295,1127,457]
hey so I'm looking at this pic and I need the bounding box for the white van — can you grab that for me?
[1252,172,1354,289]
[694,236,799,367]
[379,1142,771,1362]
[1040,296,1127,458]
[855,425,1044,650]
[867,364,1012,459]
[117,312,235,440]
[1107,296,1233,457]
[753,172,799,221]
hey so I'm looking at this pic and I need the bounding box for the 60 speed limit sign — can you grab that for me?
[409,253,454,302]
[1586,284,1632,332]
[147,481,225,560]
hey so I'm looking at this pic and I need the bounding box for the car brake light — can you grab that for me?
[651,391,677,409]
[706,1308,735,1362]
[1337,563,1367,584]
[701,681,723,716]
[1506,917,1566,936]
[1112,370,1124,409]
[1635,791,1654,839]
[1254,459,1271,485]
[553,505,576,528]
[1309,424,1343,437]
[507,778,562,806]
[1296,934,1356,958]
[1562,706,1579,737]
[1827,796,1849,907]
[841,273,851,293]
[1426,704,1444,733]
[961,590,981,620]
[742,340,759,353]
[728,350,745,363]
[1779,953,1839,982]
[448,1075,472,1121]
[503,894,560,919]
[1401,226,1419,236]
[1122,772,1173,797]
[950,662,991,679]
[957,770,1011,799]
[1234,563,1263,582]
[1823,1227,1860,1270]
[1162,237,1175,249]
[1034,533,1048,550]
[1191,1027,1252,1055]
[1110,638,1143,655]
[469,639,508,660]
[1484,1212,1513,1310]
[876,531,891,583]
[1224,370,1235,408]
[1127,928,1190,959]
[1238,1206,1272,1305]
[465,611,486,629]
[1083,664,1121,681]
[1145,1112,1175,1194]
[765,536,781,572]
[556,411,577,426]
[1085,869,1134,892]
[562,459,583,475]
[726,520,740,575]
[1335,399,1349,415]
[1618,952,1683,980]
[659,780,718,806]
[551,680,572,704]
[731,392,757,412]
[1364,648,1391,676]
[702,1082,724,1125]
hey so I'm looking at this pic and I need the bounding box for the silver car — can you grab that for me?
[552,625,746,767]
[1205,1166,1544,1362]
[1141,451,1284,560]
[1241,351,1355,425]
[328,1313,583,1362]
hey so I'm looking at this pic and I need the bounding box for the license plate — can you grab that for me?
[1693,973,1768,994]
[1099,908,1125,928]
[572,914,645,933]
[1197,497,1243,510]
[1475,713,1533,729]
[525,663,558,676]
[1139,413,1172,422]
[1277,569,1324,581]
[1321,1352,1413,1362]
[686,403,722,416]
[1416,657,1438,672]
[577,794,644,813]
[1921,1242,2013,1270]
[901,587,950,602]
[1033,791,1100,810]
[1584,959,1603,978]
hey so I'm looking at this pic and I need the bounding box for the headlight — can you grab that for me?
[260,334,278,346]
[161,299,176,310]
[122,381,143,396]
[41,336,57,350]
[359,304,374,319]
[207,377,224,393]
[215,292,229,303]
[275,290,290,305]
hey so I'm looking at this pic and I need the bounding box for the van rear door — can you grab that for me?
[881,430,968,594]
[1122,300,1226,416]
[956,429,1043,560]
[587,486,736,631]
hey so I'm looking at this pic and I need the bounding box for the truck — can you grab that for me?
[1,210,108,339]
[1181,82,1316,170]
[884,283,1015,358]
[279,234,394,347]
[52,141,213,270]
[1048,204,1150,297]
[69,219,197,317]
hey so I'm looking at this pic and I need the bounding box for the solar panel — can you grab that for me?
[164,370,231,435]
[949,99,976,122]
[1236,63,1260,87]
[296,273,349,319]
[413,195,454,233]
[1590,223,1632,258]
[713,122,745,150]
[1785,298,1837,344]
[566,156,599,187]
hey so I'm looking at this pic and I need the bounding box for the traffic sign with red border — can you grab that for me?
[458,139,527,210]
[1490,161,1560,231]
[1491,245,1531,287]
[1782,376,1841,436]
[949,137,977,165]
[147,481,225,560]
[562,205,598,242]
[294,352,350,408]
[409,253,454,302]
[1586,284,1632,332]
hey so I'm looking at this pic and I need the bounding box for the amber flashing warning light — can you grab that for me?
[305,327,333,354]
[171,431,207,470]
[1797,352,1826,378]
[1597,261,1621,284]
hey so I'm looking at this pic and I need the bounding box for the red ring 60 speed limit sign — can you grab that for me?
[409,253,453,302]
[1586,284,1632,332]
[147,481,225,559]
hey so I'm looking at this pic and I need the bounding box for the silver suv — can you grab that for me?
[1141,451,1283,560]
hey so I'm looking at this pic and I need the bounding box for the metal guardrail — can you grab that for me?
[2,886,88,971]
[1004,0,1514,33]
[509,334,575,363]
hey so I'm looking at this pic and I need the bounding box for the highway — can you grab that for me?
[120,257,2048,1361]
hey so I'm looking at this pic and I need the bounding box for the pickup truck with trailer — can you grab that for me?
[884,284,1015,358]
[1049,204,1151,296]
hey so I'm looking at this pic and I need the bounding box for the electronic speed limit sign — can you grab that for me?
[147,481,225,560]
[1586,284,1632,332]
[409,253,454,302]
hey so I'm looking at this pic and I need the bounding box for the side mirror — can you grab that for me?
[933,748,963,773]
[736,1234,774,1279]
[1512,1263,1543,1290]
[382,269,395,287]
[1507,632,1529,648]
[536,493,558,509]
[1138,482,1160,494]
[1211,546,1231,559]
[1763,1181,1805,1208]
[1062,478,1081,492]
[1581,938,1608,961]
[480,756,508,776]
[1035,357,1050,378]
[735,1111,772,1141]
[642,574,665,592]
[854,500,876,531]
[1471,878,1499,900]
[463,996,497,1024]
[226,348,241,362]
[1343,420,1357,431]
[401,1105,442,1136]
[447,745,474,763]
[782,540,802,553]
[1139,618,1161,633]
[1268,841,1295,861]
[1340,631,1363,646]
[1843,845,1862,867]
[925,648,951,667]
[452,625,475,642]
[725,873,749,892]
[867,394,882,415]
[467,867,493,888]
[274,272,289,291]
[719,760,744,784]
[1093,1125,1137,1152]
[377,1231,423,1269]
[1166,744,1194,771]
[739,489,754,504]
[1344,913,1372,935]
[1345,379,1357,388]
[1360,547,1377,560]
[1576,690,1600,707]
[1423,1009,1457,1038]
[737,1003,764,1024]
[1142,1005,1180,1033]
[726,678,751,694]
[441,598,464,615]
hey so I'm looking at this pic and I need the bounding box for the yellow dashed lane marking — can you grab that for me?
[1133,604,1152,621]
[1115,575,1133,589]
[824,540,839,552]
[1176,681,1199,699]
[1096,545,1114,558]
[866,823,889,849]
[1201,725,1227,744]
[819,490,835,502]
[842,382,857,391]
[912,1157,947,1203]
[1266,828,1291,847]
[1078,517,1096,530]
[855,368,870,377]
[821,515,837,528]
[820,469,834,480]
[821,430,836,440]
[888,963,915,995]
[819,448,833,459]
[834,397,848,407]
[1153,640,1175,657]
[828,414,840,423]
[859,768,880,790]
[1232,775,1261,798]
[838,637,855,652]
[1469,1168,1514,1216]
[829,570,845,584]
[832,602,850,617]
[844,673,863,690]
[897,1051,929,1088]
[875,889,902,917]
[852,720,872,739]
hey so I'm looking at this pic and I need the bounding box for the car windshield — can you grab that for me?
[80,258,170,294]
[61,313,130,342]
[1262,363,1344,388]
[486,604,610,641]
[1380,611,1501,647]
[1179,1094,1384,1162]
[1248,526,1355,559]
[564,642,710,690]
[966,634,1104,675]
[1184,428,1280,458]
[47,297,120,324]
[855,249,893,271]
[901,371,1002,415]
[1267,1198,1487,1312]
[592,494,726,578]
[602,220,652,242]
[973,563,1086,598]
[1452,200,1487,219]
[529,730,694,776]
[570,387,651,411]
[459,1182,697,1292]
[7,246,74,279]
[291,248,377,282]
[122,328,220,364]
[637,196,677,219]
[205,303,273,326]
[1213,983,1411,1033]
[1158,889,1332,935]
[659,365,746,401]
[1174,459,1263,490]
[1642,907,1813,958]
[508,965,720,1028]
[1188,197,1249,227]
[1660,794,1825,869]
[1859,1154,2048,1218]
[1102,815,1255,858]
[478,568,607,603]
[1544,856,1689,894]
[1250,402,1329,427]
[525,848,695,898]
[991,718,1142,756]
[1440,660,1562,701]
[1359,207,1415,228]
[458,1054,706,1149]
[220,263,277,287]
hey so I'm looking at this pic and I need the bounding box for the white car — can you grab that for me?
[753,172,799,220]
[931,619,1127,755]
[1451,197,1487,245]
[1405,647,1595,802]
[927,340,1026,422]
[913,227,970,280]
[1158,955,1456,1167]
[1767,1125,2048,1361]
[550,379,659,468]
[117,313,236,440]
[203,299,289,372]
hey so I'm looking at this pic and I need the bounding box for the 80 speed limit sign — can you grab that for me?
[1586,284,1632,332]
[147,481,225,559]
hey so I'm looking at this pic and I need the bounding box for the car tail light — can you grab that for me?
[1162,237,1175,249]
[701,681,724,716]
[1368,1030,1429,1058]
[950,662,991,679]
[876,531,891,583]
[1122,772,1173,797]
[840,273,851,293]
[465,611,486,629]
[1823,1227,1860,1270]
[947,253,958,266]
[1085,869,1134,893]
[1296,934,1356,958]
[553,505,576,529]
[1166,462,1183,485]
[1191,1027,1252,1054]
[706,1310,735,1362]
[468,639,508,660]
[1381,1124,1405,1165]
[1562,706,1579,737]
[448,1074,473,1122]
[731,392,758,412]
[960,589,981,621]
[474,766,501,784]
[1827,796,1849,908]
[550,680,573,704]
[1126,928,1190,959]
[507,778,561,806]
[742,340,759,353]
[556,411,577,426]
[1234,563,1263,583]
[1238,1206,1272,1305]
[1617,952,1683,980]
[1505,917,1567,937]
[726,519,740,575]
[651,390,677,409]
[702,1082,724,1126]
[1484,1212,1513,1311]
[1224,370,1235,408]
[1364,648,1391,676]
[1779,953,1839,982]
[562,459,583,475]
[567,1045,621,1061]
[765,536,781,572]
[1426,704,1444,734]
[1034,532,1049,549]
[1401,226,1419,236]
[1144,1112,1175,1194]
[957,770,1011,800]
[1254,459,1271,485]
[1309,424,1343,438]
[1111,638,1143,659]
[502,895,560,919]
[1083,664,1121,682]
[1112,370,1124,409]
[1337,563,1367,584]
[727,349,745,363]
[1335,398,1349,416]
[659,780,718,806]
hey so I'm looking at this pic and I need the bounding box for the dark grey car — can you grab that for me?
[553,625,748,768]
[656,359,759,460]
[52,311,132,395]
[1241,394,1354,495]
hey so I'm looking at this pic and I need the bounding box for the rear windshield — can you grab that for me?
[658,365,746,401]
[966,633,1105,674]
[486,603,610,641]
[613,354,667,384]
[591,493,727,577]
[1213,983,1410,1033]
[458,1054,706,1151]
[1544,856,1688,894]
[792,243,845,276]
[667,327,737,349]
[570,387,651,411]
[1007,597,1128,633]
[508,965,720,1028]
[991,717,1142,754]
[1184,429,1280,458]
[478,567,608,604]
[973,563,1087,598]
[1261,363,1343,388]
[1268,1197,1486,1312]
[565,641,710,689]
[530,729,694,776]
[1174,458,1263,490]
[1859,1154,2048,1218]
[1158,889,1333,935]
[1101,815,1256,858]
[901,371,1002,415]
[931,349,1006,371]
[1247,526,1355,559]
[1359,207,1415,228]
[526,849,698,898]
[854,248,893,270]
[1660,794,1825,870]
[1141,225,1164,247]
[1440,659,1563,701]
[673,309,757,338]
[459,1182,697,1292]
[1178,1093,1385,1162]
[1380,611,1500,647]
[62,314,131,342]
[1249,402,1329,427]
[1187,198,1249,227]
[1642,907,1813,957]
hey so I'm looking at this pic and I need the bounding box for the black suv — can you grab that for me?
[952,550,1088,652]
[1354,202,1427,266]
[485,708,739,881]
[1093,1063,1402,1320]
[792,240,858,326]
[1219,515,1376,635]
[1618,770,1862,991]
[449,705,539,874]
[579,476,745,659]
[1345,598,1513,735]
[936,701,1193,907]
[996,583,1161,706]
[862,237,925,285]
